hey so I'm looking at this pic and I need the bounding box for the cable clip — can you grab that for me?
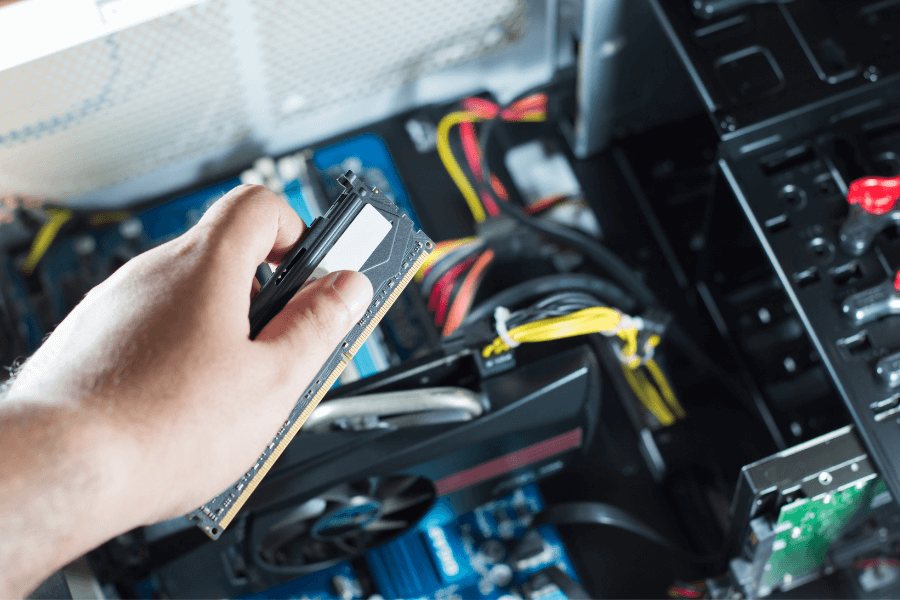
[494,306,520,350]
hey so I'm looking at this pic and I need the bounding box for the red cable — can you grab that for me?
[461,97,498,119]
[460,121,484,181]
[434,279,458,327]
[455,93,549,220]
[479,191,501,218]
[460,120,500,217]
[461,94,548,122]
[442,249,495,336]
[525,194,568,214]
[490,174,509,201]
[667,586,702,599]
[429,254,479,314]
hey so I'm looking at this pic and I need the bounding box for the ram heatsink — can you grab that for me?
[189,171,432,539]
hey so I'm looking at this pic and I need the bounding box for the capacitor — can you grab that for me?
[487,563,513,588]
[479,539,506,563]
[118,218,144,242]
[254,157,277,178]
[73,234,97,258]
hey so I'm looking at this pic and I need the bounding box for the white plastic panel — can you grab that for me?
[254,0,525,123]
[0,0,250,200]
[0,0,553,210]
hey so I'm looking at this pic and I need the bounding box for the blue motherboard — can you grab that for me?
[5,133,428,385]
[242,483,579,600]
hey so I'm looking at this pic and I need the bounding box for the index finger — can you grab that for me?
[196,184,306,275]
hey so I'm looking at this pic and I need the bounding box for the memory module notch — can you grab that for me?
[189,170,433,538]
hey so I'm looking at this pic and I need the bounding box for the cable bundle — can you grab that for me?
[480,293,686,427]
[414,237,494,337]
[436,94,548,222]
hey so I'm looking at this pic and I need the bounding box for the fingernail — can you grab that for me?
[330,271,373,320]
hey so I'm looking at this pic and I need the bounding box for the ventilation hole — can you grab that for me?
[766,213,791,233]
[779,184,807,211]
[807,238,835,265]
[830,261,863,285]
[793,267,821,288]
[838,331,872,356]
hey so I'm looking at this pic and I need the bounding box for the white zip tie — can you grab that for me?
[601,313,641,336]
[494,306,520,349]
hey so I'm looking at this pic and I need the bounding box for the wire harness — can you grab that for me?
[478,292,686,427]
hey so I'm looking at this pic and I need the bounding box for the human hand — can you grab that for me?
[3,185,373,558]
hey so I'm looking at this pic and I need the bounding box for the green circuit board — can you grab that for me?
[761,477,886,592]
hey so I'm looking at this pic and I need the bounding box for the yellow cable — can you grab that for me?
[22,207,73,275]
[436,111,487,222]
[482,307,639,357]
[622,365,675,427]
[633,368,676,426]
[645,359,686,419]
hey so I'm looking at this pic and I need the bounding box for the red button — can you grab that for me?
[848,176,900,215]
[895,270,900,293]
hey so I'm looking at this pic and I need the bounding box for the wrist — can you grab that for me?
[0,398,152,597]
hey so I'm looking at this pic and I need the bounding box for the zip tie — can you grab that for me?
[600,313,641,336]
[494,306,520,349]
[639,341,656,364]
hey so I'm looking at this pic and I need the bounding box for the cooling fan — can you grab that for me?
[257,475,434,575]
[128,344,600,598]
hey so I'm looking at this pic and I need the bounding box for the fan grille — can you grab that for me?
[0,0,249,200]
[0,0,527,204]
[253,0,526,123]
[258,475,435,574]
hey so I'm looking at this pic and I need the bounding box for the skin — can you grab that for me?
[0,185,373,598]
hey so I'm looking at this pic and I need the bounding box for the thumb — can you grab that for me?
[256,270,373,380]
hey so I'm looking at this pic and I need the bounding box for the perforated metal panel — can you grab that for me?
[0,0,543,208]
[0,0,249,200]
[253,0,525,123]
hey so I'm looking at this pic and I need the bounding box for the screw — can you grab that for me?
[819,471,833,486]
[720,115,738,132]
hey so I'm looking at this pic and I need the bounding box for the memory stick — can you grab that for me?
[189,170,433,539]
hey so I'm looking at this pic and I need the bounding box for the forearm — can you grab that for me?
[0,399,144,598]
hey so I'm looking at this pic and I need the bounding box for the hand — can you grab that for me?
[0,185,373,596]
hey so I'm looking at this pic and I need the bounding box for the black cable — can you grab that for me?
[534,502,721,565]
[540,566,592,600]
[474,93,784,446]
[495,201,660,310]
[474,103,660,309]
[462,273,637,327]
[506,292,606,328]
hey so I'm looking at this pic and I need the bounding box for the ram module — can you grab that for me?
[189,171,432,539]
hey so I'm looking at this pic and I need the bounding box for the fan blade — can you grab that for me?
[363,519,409,532]
[381,492,433,516]
[375,475,418,501]
[259,497,329,559]
[268,497,327,533]
[332,536,364,556]
[318,483,354,504]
